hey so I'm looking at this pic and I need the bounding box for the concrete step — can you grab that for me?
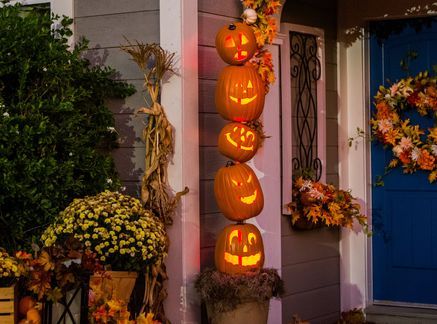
[366,305,437,324]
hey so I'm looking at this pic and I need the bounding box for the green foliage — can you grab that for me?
[0,3,135,251]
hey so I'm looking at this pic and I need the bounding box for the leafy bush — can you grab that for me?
[0,3,135,250]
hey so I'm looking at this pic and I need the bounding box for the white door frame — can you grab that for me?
[338,32,373,311]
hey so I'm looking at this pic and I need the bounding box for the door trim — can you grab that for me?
[338,28,373,311]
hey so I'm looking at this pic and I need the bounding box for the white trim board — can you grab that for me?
[338,29,372,312]
[160,1,200,323]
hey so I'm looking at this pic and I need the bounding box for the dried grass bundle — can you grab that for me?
[121,41,188,226]
[195,268,284,313]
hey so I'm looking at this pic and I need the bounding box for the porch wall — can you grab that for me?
[74,0,160,195]
[198,0,241,271]
[280,1,341,323]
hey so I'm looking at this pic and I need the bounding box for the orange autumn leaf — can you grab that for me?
[417,149,435,170]
[37,251,55,272]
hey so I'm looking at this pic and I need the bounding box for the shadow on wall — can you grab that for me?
[338,0,437,46]
[84,44,143,196]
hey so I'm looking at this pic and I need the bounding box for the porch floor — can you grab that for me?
[366,305,437,324]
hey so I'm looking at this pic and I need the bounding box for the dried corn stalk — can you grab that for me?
[121,41,188,226]
[121,41,188,323]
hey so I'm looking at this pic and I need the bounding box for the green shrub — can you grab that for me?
[0,3,135,250]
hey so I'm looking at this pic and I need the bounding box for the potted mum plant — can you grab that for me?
[41,191,168,304]
[287,177,369,233]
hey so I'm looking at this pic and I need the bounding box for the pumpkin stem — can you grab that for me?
[228,24,236,30]
[226,161,235,167]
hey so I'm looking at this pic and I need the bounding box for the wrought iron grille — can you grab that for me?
[289,31,322,181]
[42,278,90,324]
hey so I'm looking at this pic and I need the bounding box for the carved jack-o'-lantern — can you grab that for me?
[215,223,264,274]
[218,122,260,162]
[214,162,264,221]
[215,23,257,65]
[215,64,265,122]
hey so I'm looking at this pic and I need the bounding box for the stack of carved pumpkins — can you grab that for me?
[214,22,266,275]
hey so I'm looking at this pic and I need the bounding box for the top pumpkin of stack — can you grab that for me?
[215,22,257,65]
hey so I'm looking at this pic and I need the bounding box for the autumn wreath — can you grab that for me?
[370,72,437,182]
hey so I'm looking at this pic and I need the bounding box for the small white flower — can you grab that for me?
[121,186,127,192]
[378,119,393,134]
[299,180,313,192]
[69,152,73,156]
[309,188,324,200]
[2,112,9,118]
[6,52,10,56]
[392,145,403,157]
[43,67,47,72]
[431,145,437,156]
[399,137,413,150]
[107,126,116,133]
[411,147,421,161]
[106,178,113,184]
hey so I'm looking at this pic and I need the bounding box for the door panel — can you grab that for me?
[371,19,437,305]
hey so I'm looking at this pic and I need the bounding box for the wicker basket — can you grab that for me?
[90,271,138,304]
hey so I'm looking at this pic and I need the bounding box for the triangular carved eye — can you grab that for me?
[225,35,236,48]
[247,80,253,88]
[248,233,256,244]
[240,33,249,45]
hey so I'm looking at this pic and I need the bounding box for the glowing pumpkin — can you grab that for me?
[218,122,259,162]
[214,162,264,221]
[215,64,265,122]
[215,223,264,274]
[215,22,257,65]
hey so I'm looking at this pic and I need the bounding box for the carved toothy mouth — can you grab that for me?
[233,50,248,61]
[229,94,257,105]
[225,133,254,151]
[224,251,262,266]
[240,190,257,204]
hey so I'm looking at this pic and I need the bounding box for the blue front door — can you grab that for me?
[371,19,437,305]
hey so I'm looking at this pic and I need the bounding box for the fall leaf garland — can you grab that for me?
[287,177,368,233]
[241,0,281,92]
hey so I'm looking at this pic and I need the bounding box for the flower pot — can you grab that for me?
[206,301,269,324]
[90,271,138,304]
[291,217,322,231]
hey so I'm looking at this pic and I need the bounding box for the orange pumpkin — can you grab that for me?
[26,308,41,324]
[19,296,36,317]
[215,23,257,65]
[218,122,259,162]
[215,223,264,274]
[214,162,264,221]
[215,64,265,122]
